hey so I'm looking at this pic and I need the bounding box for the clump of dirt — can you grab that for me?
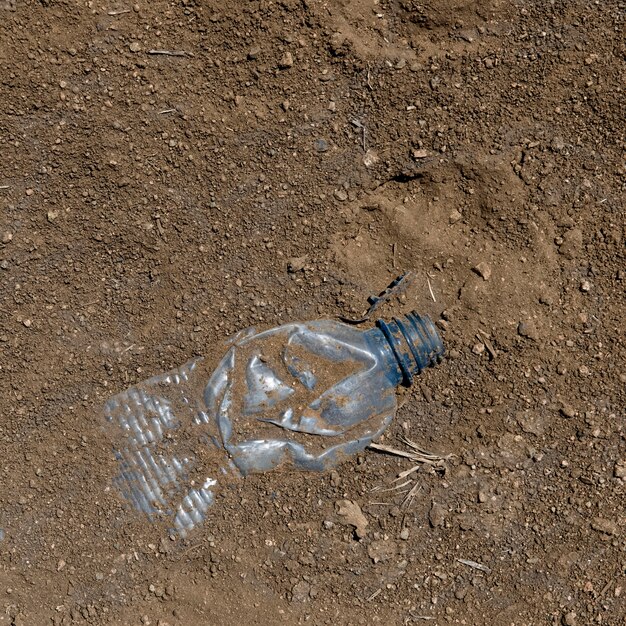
[0,1,624,625]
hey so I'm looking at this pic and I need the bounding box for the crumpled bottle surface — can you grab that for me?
[104,311,443,535]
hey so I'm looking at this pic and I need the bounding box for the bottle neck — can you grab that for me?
[366,312,444,387]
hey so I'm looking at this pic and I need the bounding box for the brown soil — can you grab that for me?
[1,1,624,625]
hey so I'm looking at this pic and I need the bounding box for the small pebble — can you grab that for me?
[436,319,449,331]
[291,580,311,603]
[429,502,446,527]
[517,320,539,341]
[362,148,379,167]
[562,611,577,626]
[1,231,13,243]
[473,261,492,280]
[559,228,583,259]
[334,188,348,202]
[590,517,619,536]
[472,342,485,355]
[614,461,626,479]
[399,527,410,540]
[23,319,32,328]
[449,209,462,224]
[580,279,591,292]
[455,587,468,600]
[247,45,261,60]
[314,138,328,153]
[560,404,576,418]
[279,51,293,69]
[129,42,141,53]
[287,256,307,273]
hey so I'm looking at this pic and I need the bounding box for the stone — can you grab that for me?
[129,42,141,53]
[558,228,583,260]
[287,256,307,273]
[314,138,328,153]
[367,539,398,563]
[449,209,463,224]
[429,502,446,527]
[473,262,492,280]
[516,411,545,435]
[562,611,577,626]
[472,342,485,355]
[279,51,293,69]
[291,581,311,603]
[363,148,379,167]
[614,461,626,479]
[517,320,539,341]
[591,517,619,536]
[247,45,261,60]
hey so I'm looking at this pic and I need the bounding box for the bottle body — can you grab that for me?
[104,312,443,534]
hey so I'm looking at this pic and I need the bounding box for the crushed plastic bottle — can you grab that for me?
[104,311,443,535]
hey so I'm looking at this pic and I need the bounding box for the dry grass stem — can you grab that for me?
[402,481,421,507]
[148,49,189,57]
[457,558,491,573]
[369,437,452,508]
[426,275,436,302]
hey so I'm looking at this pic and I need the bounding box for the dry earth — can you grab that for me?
[0,1,624,625]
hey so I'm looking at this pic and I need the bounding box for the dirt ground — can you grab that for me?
[0,1,624,624]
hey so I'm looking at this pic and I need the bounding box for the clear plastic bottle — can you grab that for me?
[104,311,443,534]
